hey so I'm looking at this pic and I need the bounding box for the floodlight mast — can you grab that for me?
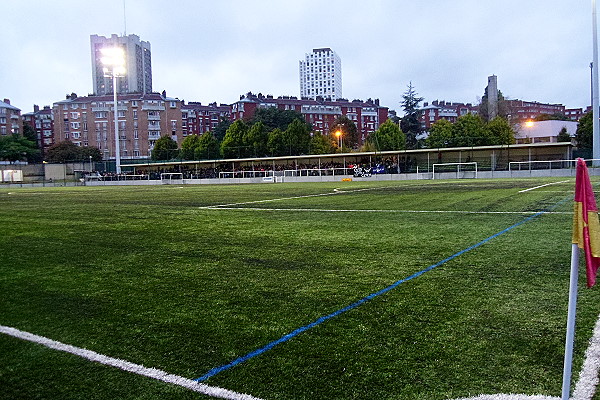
[101,47,126,174]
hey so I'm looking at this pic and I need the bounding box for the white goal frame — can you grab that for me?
[160,172,183,184]
[432,162,478,180]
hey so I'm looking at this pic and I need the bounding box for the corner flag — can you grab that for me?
[572,158,600,288]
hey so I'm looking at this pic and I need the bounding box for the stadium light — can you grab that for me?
[335,130,342,149]
[101,46,125,174]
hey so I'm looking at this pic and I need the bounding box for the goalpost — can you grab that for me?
[160,172,183,184]
[432,162,478,180]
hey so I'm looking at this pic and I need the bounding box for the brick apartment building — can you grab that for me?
[504,99,566,121]
[22,105,54,156]
[53,92,182,161]
[181,102,231,136]
[0,98,22,136]
[419,100,479,130]
[231,92,388,145]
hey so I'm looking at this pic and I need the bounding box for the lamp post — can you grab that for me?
[100,47,126,174]
[335,130,342,151]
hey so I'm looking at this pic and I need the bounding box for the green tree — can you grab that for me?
[244,121,269,157]
[369,119,405,151]
[221,120,249,158]
[576,112,593,149]
[0,133,40,162]
[79,146,102,162]
[284,118,311,155]
[45,140,81,163]
[196,132,220,159]
[534,113,570,121]
[330,115,359,150]
[557,126,572,143]
[486,116,515,145]
[451,114,489,147]
[213,117,232,142]
[400,82,424,149]
[180,134,201,160]
[426,119,454,148]
[309,132,335,154]
[479,89,510,121]
[252,107,310,132]
[15,124,41,162]
[151,135,178,161]
[267,128,286,156]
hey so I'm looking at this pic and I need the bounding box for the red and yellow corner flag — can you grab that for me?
[572,158,600,287]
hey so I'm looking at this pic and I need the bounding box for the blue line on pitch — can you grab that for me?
[195,207,555,382]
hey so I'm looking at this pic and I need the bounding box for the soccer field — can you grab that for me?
[1,178,599,400]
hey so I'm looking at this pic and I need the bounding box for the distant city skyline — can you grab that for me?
[1,1,596,113]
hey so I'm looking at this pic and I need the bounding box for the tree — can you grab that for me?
[576,111,593,149]
[16,124,41,162]
[221,120,249,158]
[284,118,311,155]
[575,111,594,149]
[451,114,489,147]
[486,116,515,145]
[151,135,178,161]
[368,119,405,151]
[309,132,335,154]
[535,113,570,122]
[400,82,424,149]
[180,134,201,160]
[45,140,82,163]
[212,117,232,142]
[330,115,358,150]
[426,119,454,148]
[479,89,510,121]
[267,128,286,156]
[196,132,220,159]
[244,121,269,157]
[557,126,572,143]
[79,146,102,162]
[252,107,310,132]
[0,134,40,162]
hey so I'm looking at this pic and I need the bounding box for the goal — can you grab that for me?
[432,162,477,180]
[160,173,184,184]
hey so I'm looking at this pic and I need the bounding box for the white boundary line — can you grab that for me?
[519,181,570,193]
[201,207,570,215]
[0,325,263,400]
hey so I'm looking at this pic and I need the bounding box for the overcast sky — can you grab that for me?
[1,0,596,113]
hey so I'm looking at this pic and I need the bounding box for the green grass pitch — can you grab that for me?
[1,178,599,400]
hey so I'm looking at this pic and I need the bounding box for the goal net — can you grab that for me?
[160,173,184,184]
[432,162,477,180]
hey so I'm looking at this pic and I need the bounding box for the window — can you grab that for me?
[118,110,126,118]
[131,101,138,107]
[95,111,108,119]
[133,110,138,119]
[170,101,177,108]
[134,130,138,139]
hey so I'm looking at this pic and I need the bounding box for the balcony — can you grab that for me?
[91,106,111,112]
[148,132,161,140]
[142,104,165,111]
[147,114,161,121]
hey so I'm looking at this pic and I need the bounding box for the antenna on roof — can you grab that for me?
[123,0,127,36]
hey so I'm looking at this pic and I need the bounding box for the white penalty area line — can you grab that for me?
[201,207,570,215]
[519,180,571,193]
[0,325,263,400]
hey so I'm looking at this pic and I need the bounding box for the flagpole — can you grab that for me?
[593,0,599,166]
[562,243,580,400]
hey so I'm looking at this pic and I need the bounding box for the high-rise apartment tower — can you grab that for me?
[299,48,341,100]
[90,34,152,95]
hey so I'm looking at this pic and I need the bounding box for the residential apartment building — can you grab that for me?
[52,92,182,161]
[419,100,479,130]
[22,105,54,156]
[90,34,152,95]
[231,92,388,145]
[181,102,231,136]
[0,98,22,136]
[505,99,566,121]
[299,48,342,100]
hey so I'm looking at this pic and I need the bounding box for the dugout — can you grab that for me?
[122,142,573,178]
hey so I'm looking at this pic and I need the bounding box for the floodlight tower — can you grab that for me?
[100,47,126,174]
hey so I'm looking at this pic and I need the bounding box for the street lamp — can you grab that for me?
[101,47,126,174]
[335,130,342,150]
